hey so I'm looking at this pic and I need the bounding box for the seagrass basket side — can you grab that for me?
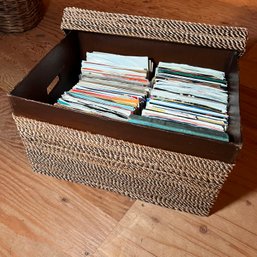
[13,115,234,216]
[0,0,42,33]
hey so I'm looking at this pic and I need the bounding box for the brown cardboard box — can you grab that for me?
[8,8,247,215]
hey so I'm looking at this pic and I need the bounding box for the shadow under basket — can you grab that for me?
[9,8,248,216]
[0,0,42,33]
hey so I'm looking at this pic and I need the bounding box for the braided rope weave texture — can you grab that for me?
[61,7,248,55]
[0,0,42,33]
[13,115,234,216]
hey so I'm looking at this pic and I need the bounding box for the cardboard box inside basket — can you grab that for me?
[9,8,248,216]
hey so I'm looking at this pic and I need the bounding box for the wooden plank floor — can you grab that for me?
[1,0,257,256]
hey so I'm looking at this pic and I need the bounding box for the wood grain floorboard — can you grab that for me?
[1,0,257,256]
[0,138,133,257]
[93,201,257,257]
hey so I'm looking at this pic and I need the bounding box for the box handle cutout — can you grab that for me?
[47,75,60,95]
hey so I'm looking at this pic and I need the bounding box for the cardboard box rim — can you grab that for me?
[9,30,242,164]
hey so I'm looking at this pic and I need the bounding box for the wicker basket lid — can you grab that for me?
[61,7,248,56]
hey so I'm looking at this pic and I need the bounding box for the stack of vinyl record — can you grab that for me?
[56,51,152,120]
[130,61,229,142]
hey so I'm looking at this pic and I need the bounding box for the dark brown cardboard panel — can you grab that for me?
[11,32,81,104]
[77,31,234,71]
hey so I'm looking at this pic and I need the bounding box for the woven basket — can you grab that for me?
[0,0,42,33]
